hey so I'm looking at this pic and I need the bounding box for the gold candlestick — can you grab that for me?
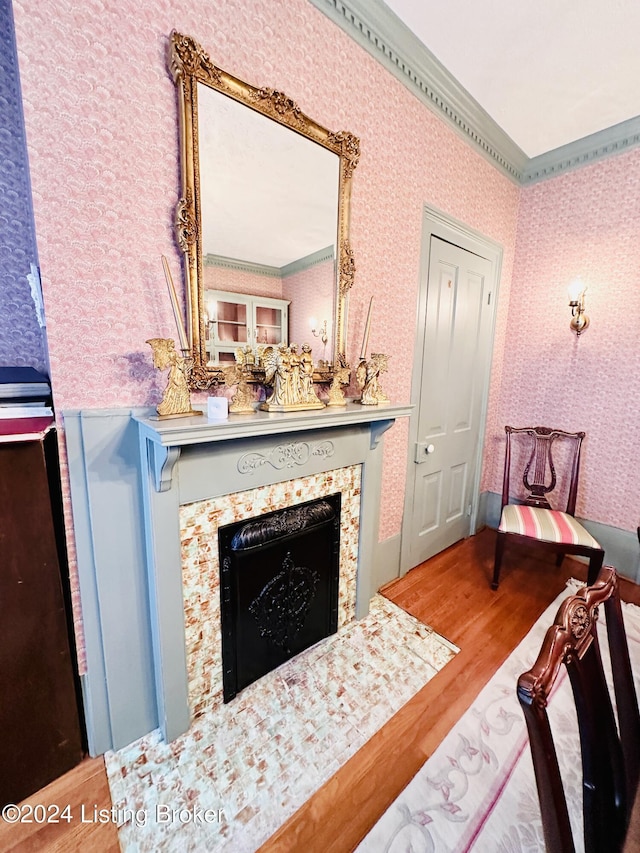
[161,255,189,352]
[359,296,373,360]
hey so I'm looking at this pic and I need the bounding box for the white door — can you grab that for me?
[403,233,496,570]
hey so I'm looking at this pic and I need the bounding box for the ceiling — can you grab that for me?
[382,0,640,159]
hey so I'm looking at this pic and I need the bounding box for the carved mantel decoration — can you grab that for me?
[237,440,335,474]
[168,31,360,390]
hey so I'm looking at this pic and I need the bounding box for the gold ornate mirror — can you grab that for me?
[168,31,359,389]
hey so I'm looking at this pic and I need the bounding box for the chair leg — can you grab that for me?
[492,533,505,590]
[587,549,605,585]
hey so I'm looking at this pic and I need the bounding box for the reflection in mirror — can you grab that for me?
[198,84,339,367]
[169,31,359,388]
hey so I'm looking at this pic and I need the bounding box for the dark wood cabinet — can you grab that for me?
[0,418,83,806]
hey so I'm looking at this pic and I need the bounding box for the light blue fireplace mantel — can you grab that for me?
[65,401,411,754]
[135,401,411,491]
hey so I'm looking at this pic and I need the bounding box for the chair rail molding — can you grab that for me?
[307,0,640,186]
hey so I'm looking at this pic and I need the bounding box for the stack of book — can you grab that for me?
[0,366,53,419]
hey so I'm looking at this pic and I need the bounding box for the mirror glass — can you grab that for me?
[169,31,359,387]
[199,84,339,366]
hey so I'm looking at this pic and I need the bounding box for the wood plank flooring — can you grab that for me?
[0,756,118,852]
[260,529,640,852]
[1,528,637,852]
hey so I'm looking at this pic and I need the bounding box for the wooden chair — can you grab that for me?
[518,566,640,853]
[492,425,604,590]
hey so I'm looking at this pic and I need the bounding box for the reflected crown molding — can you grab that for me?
[204,254,282,278]
[281,245,334,278]
[204,245,335,279]
[308,0,640,186]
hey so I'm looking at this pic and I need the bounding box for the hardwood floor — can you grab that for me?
[0,756,118,852]
[260,529,640,853]
[1,528,637,852]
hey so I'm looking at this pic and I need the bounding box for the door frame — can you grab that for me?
[399,204,503,576]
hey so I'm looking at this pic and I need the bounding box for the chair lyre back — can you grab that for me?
[517,567,640,853]
[502,426,585,514]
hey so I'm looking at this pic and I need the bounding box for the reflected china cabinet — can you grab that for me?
[205,290,289,364]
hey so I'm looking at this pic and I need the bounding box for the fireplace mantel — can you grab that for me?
[137,400,410,447]
[135,401,411,491]
[65,401,411,752]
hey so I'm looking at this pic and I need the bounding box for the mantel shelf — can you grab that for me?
[134,399,413,448]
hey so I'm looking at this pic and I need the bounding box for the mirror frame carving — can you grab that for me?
[168,30,360,389]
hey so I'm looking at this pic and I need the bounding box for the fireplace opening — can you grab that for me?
[218,493,341,702]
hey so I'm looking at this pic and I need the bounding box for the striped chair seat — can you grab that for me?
[499,504,600,549]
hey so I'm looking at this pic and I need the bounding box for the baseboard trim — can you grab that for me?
[477,491,640,584]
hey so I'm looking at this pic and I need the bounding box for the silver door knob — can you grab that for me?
[425,444,435,454]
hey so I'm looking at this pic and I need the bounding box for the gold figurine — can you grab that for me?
[356,352,390,405]
[223,348,256,413]
[259,343,325,412]
[326,365,351,407]
[146,338,202,419]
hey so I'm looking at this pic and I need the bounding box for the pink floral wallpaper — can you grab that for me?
[484,147,640,531]
[284,258,335,361]
[12,0,520,513]
[12,0,521,656]
[203,265,283,300]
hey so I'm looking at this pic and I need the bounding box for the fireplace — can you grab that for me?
[180,467,360,720]
[65,401,411,753]
[218,493,341,702]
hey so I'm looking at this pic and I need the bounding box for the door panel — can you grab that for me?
[418,470,441,534]
[447,462,467,521]
[405,235,495,568]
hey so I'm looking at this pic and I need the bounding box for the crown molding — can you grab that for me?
[522,115,640,184]
[307,0,640,186]
[280,245,334,277]
[203,254,282,277]
[307,0,527,183]
[204,245,335,278]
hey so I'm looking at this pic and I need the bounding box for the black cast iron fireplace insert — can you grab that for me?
[218,493,341,703]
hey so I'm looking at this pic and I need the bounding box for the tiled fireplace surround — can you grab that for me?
[65,402,411,754]
[181,466,362,720]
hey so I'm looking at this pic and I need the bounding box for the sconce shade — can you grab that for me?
[567,278,586,303]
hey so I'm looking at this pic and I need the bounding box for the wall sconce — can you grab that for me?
[568,279,589,336]
[310,318,328,345]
